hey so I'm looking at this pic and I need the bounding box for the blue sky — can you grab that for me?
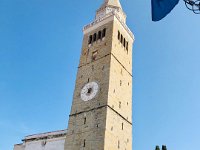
[0,0,200,150]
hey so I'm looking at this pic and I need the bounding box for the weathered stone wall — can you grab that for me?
[65,107,107,150]
[104,107,132,150]
[65,13,134,150]
[65,18,114,150]
[104,16,133,150]
[70,20,113,116]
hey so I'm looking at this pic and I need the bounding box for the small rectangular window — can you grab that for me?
[84,117,86,124]
[124,39,126,47]
[88,35,92,44]
[93,33,97,42]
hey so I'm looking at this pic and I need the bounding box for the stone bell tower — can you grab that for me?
[64,0,134,149]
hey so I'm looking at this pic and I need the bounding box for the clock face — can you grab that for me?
[81,82,99,101]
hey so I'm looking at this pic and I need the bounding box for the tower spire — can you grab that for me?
[96,0,126,23]
[103,0,122,8]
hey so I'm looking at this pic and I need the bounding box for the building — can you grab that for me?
[14,0,134,149]
[14,130,67,150]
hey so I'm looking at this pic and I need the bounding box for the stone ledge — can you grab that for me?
[23,129,67,142]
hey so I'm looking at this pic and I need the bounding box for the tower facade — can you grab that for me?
[65,0,134,149]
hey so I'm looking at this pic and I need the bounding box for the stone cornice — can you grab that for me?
[83,11,134,40]
[22,130,67,142]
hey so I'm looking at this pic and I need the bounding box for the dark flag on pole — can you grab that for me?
[152,0,180,21]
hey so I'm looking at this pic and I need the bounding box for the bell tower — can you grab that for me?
[64,0,134,149]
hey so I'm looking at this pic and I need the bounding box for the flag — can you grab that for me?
[152,0,180,21]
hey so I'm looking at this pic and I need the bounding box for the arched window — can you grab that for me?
[102,28,106,38]
[126,42,129,54]
[98,31,102,40]
[88,35,92,44]
[126,42,129,50]
[121,35,123,44]
[118,31,120,40]
[93,33,97,42]
[124,38,126,47]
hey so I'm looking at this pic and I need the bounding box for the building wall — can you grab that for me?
[14,144,24,150]
[25,138,65,150]
[104,16,134,150]
[14,139,65,150]
[14,130,66,150]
